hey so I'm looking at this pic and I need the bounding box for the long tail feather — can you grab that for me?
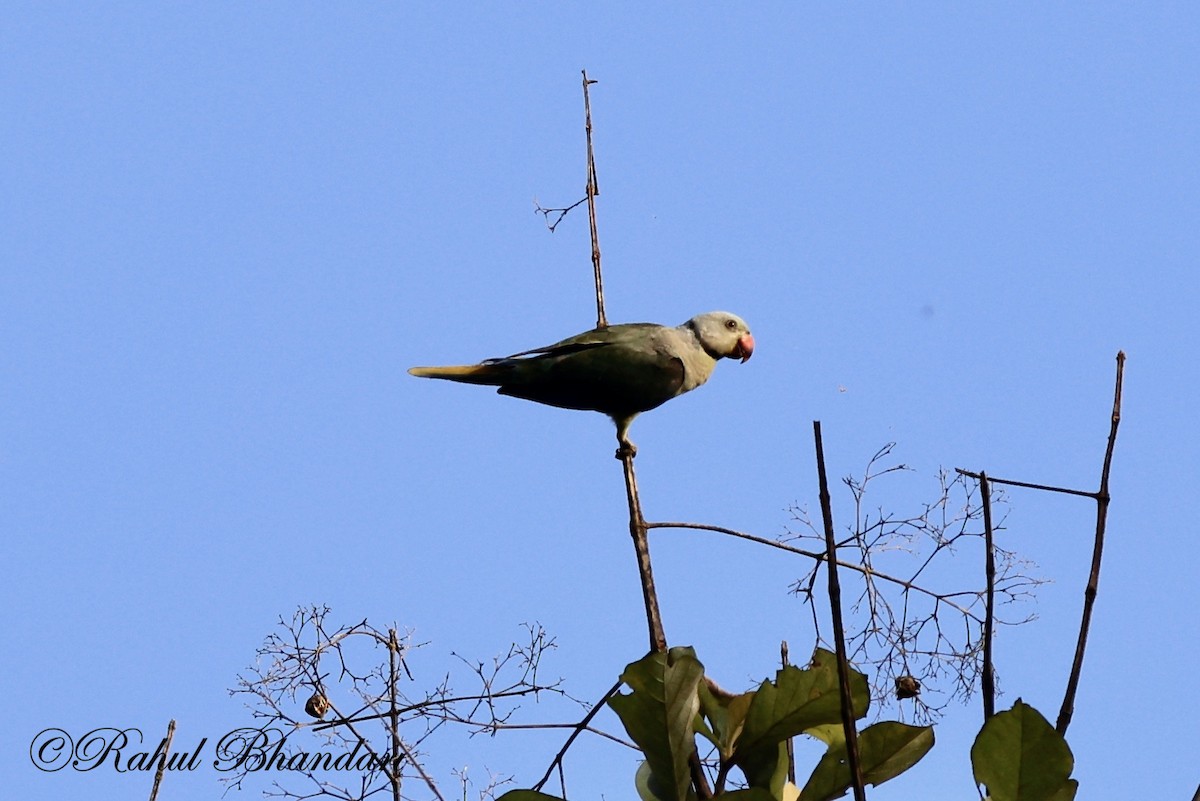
[407,363,509,385]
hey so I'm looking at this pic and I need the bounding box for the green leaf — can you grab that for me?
[971,700,1075,801]
[710,786,777,801]
[609,648,706,801]
[694,712,720,751]
[635,760,683,801]
[698,678,757,760]
[495,792,567,801]
[800,722,934,801]
[735,648,868,762]
[724,690,757,744]
[1046,779,1078,801]
[738,740,791,799]
[711,790,778,801]
[804,723,846,748]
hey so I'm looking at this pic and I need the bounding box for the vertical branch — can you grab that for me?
[579,70,652,646]
[146,719,175,801]
[782,641,796,785]
[979,473,996,721]
[620,451,711,799]
[1057,351,1125,734]
[581,70,606,328]
[813,422,866,801]
[388,628,402,801]
[620,451,666,653]
[580,71,706,800]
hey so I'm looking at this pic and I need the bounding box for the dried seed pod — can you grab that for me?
[895,676,921,700]
[305,690,331,719]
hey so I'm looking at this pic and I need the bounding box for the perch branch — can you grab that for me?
[621,454,712,801]
[582,70,606,328]
[621,452,667,652]
[583,73,708,800]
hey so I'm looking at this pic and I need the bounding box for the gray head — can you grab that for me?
[684,311,754,362]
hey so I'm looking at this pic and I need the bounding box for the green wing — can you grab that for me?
[493,323,685,416]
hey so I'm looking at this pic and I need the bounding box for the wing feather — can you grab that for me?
[484,324,681,415]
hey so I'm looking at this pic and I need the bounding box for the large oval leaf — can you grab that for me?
[609,648,706,801]
[800,722,934,801]
[971,700,1075,801]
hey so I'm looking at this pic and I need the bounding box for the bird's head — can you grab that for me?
[687,312,755,363]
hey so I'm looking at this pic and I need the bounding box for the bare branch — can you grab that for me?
[781,641,796,785]
[813,422,866,801]
[647,521,986,621]
[650,451,1047,721]
[954,469,1096,500]
[979,473,996,721]
[229,609,571,801]
[581,70,606,328]
[617,448,712,798]
[1057,350,1125,734]
[532,197,587,233]
[147,719,175,801]
[533,679,625,794]
[620,451,667,653]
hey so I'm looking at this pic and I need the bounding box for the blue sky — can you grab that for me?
[4,4,1197,800]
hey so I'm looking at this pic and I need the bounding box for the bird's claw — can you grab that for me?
[615,441,638,460]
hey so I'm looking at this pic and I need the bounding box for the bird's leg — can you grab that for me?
[613,416,638,459]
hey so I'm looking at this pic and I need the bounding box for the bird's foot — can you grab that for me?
[615,440,638,460]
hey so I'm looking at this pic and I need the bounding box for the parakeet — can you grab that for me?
[409,311,753,456]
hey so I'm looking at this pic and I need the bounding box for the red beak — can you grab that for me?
[734,333,755,362]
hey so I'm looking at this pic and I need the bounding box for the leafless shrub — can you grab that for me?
[227,606,570,801]
[784,445,1046,722]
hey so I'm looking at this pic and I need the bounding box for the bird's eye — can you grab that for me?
[725,319,737,330]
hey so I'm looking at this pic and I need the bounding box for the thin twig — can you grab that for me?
[814,422,866,801]
[313,687,546,731]
[1057,350,1125,734]
[534,680,624,793]
[488,722,634,749]
[396,731,448,801]
[322,696,405,796]
[647,521,982,620]
[534,196,587,232]
[581,70,606,328]
[147,719,175,801]
[389,629,402,801]
[979,473,996,721]
[954,470,1096,500]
